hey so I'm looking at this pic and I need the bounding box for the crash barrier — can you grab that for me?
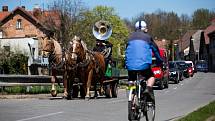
[0,74,128,87]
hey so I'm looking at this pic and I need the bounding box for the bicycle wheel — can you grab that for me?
[145,102,155,121]
[128,95,140,121]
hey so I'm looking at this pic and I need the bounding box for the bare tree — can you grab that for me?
[42,0,87,47]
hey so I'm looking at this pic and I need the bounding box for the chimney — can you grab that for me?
[2,6,8,12]
[33,4,42,18]
[21,6,25,10]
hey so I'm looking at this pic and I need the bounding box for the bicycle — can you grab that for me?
[127,72,155,121]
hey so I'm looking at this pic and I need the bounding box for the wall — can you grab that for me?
[1,14,44,38]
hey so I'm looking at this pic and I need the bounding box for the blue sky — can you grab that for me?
[1,0,215,19]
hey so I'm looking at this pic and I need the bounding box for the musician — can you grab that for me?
[93,39,113,73]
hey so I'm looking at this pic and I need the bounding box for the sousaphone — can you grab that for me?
[93,20,112,40]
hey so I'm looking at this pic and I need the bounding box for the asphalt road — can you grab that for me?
[0,72,215,121]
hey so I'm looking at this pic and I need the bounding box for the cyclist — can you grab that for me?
[125,20,163,102]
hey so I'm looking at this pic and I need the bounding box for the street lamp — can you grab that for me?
[174,43,178,61]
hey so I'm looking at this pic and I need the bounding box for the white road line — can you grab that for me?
[173,87,177,89]
[107,99,126,104]
[16,111,63,121]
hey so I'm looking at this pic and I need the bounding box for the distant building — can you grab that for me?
[178,30,196,60]
[0,6,60,74]
[204,18,215,72]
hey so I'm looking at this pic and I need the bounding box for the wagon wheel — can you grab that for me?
[111,81,118,98]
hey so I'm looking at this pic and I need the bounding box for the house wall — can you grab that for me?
[208,32,215,72]
[1,14,44,38]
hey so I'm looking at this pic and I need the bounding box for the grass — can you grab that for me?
[0,86,64,94]
[177,100,215,121]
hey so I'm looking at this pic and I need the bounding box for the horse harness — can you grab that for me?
[48,47,65,70]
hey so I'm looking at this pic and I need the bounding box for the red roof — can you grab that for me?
[0,7,60,28]
[204,18,215,44]
[204,24,215,44]
[0,11,10,21]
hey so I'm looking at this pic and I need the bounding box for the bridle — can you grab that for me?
[68,39,91,68]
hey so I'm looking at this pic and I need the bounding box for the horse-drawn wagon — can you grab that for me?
[39,20,122,100]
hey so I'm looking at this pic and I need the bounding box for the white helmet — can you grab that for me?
[135,20,147,30]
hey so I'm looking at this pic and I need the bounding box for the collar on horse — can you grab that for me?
[48,49,65,70]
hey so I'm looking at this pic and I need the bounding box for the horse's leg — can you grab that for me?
[63,70,68,97]
[51,69,57,97]
[93,79,98,98]
[85,69,93,99]
[99,77,105,96]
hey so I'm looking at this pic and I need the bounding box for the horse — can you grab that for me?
[68,36,106,99]
[41,36,68,97]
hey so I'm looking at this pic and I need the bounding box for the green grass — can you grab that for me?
[177,100,215,121]
[0,86,64,94]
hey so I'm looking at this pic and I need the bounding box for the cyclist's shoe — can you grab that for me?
[143,86,155,102]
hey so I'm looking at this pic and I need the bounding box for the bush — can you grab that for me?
[0,50,28,74]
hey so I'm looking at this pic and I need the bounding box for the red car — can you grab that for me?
[186,63,194,77]
[152,48,169,89]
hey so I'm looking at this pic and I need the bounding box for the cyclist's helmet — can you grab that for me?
[135,20,147,31]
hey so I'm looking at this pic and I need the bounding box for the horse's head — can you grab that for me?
[68,36,86,63]
[41,36,55,53]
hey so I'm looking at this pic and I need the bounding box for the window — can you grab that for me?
[16,19,22,29]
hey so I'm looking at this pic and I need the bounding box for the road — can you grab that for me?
[0,72,215,121]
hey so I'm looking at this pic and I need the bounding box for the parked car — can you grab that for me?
[151,48,169,89]
[175,61,190,78]
[185,63,194,77]
[185,61,195,73]
[196,60,208,72]
[169,61,183,84]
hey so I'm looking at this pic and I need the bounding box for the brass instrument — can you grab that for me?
[93,20,112,40]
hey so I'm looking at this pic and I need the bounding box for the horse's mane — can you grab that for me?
[81,40,88,51]
[52,39,62,56]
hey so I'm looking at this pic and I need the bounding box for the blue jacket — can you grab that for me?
[125,32,163,71]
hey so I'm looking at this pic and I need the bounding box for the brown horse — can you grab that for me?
[68,36,106,99]
[41,36,68,97]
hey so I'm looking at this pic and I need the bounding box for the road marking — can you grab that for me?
[16,111,63,121]
[180,83,184,86]
[107,99,126,104]
[173,87,177,89]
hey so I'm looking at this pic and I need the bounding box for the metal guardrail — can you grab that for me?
[0,74,63,87]
[0,74,128,87]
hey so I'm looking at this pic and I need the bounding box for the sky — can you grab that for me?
[0,0,215,19]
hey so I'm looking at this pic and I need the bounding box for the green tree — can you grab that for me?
[192,8,215,29]
[77,6,129,59]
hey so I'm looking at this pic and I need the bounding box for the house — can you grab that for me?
[177,29,206,65]
[204,18,215,72]
[177,30,197,60]
[0,6,60,74]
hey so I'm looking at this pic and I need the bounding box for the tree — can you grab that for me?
[133,10,181,40]
[43,0,87,47]
[192,8,215,29]
[75,6,129,59]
